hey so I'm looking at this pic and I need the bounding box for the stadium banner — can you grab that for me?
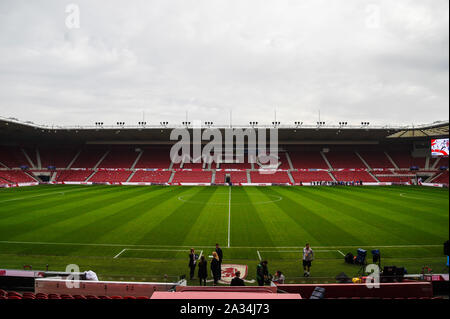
[219,264,249,284]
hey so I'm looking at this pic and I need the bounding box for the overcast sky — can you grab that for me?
[0,0,448,127]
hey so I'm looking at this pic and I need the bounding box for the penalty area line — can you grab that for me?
[113,248,127,259]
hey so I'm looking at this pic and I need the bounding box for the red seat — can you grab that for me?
[99,295,112,299]
[7,291,22,297]
[123,296,136,300]
[8,295,22,300]
[73,295,87,300]
[111,296,124,299]
[137,296,150,300]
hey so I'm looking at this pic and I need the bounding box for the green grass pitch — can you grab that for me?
[0,185,448,284]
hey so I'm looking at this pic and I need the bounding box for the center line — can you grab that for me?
[227,186,231,248]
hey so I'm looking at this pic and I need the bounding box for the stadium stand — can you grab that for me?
[181,162,205,169]
[388,151,426,169]
[358,151,395,169]
[71,147,108,169]
[288,150,329,169]
[214,171,248,184]
[216,162,252,169]
[38,147,78,169]
[324,150,366,169]
[432,170,449,184]
[55,170,94,182]
[129,170,172,183]
[97,147,140,169]
[290,171,333,183]
[172,171,212,183]
[0,144,447,185]
[250,171,290,184]
[134,147,172,169]
[88,170,132,183]
[0,146,31,168]
[0,170,36,183]
[331,171,377,182]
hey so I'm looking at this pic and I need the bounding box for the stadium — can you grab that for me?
[0,117,448,301]
[0,0,449,309]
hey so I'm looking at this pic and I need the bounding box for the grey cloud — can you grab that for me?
[0,0,448,126]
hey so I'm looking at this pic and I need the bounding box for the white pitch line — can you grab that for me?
[227,186,231,248]
[113,248,127,259]
[337,250,345,256]
[257,250,262,261]
[0,240,442,250]
[125,248,189,252]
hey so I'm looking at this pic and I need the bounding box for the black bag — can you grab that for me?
[345,252,354,264]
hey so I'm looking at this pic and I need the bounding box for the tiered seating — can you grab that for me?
[0,170,36,183]
[134,148,171,169]
[358,151,394,169]
[325,151,366,169]
[432,171,449,184]
[250,171,290,183]
[181,162,205,169]
[172,171,212,183]
[39,147,78,169]
[332,171,377,182]
[291,171,333,183]
[433,157,449,168]
[98,148,140,169]
[55,170,93,182]
[0,146,30,168]
[217,162,252,169]
[289,151,328,169]
[388,151,426,169]
[215,171,248,184]
[376,176,414,183]
[89,170,132,183]
[277,153,291,169]
[254,154,283,169]
[72,148,107,168]
[23,147,37,167]
[129,170,172,183]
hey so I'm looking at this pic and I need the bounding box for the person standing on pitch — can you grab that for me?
[197,255,208,286]
[211,252,221,286]
[302,243,314,277]
[215,243,223,280]
[188,248,197,280]
[256,260,269,286]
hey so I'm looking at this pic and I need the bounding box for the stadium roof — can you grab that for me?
[0,116,448,145]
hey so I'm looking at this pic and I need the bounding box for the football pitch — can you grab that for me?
[0,185,448,284]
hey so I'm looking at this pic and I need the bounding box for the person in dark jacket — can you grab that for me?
[230,271,245,286]
[188,248,197,280]
[215,243,223,279]
[256,260,269,286]
[197,255,207,286]
[210,252,221,286]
